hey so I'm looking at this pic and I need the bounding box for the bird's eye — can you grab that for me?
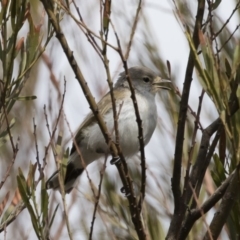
[143,77,150,83]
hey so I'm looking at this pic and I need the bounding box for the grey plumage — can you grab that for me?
[46,66,170,193]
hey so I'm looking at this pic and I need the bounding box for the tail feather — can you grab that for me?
[46,162,84,193]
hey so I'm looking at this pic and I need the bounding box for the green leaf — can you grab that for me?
[60,147,69,184]
[26,14,40,67]
[28,163,37,192]
[0,118,16,138]
[17,168,30,197]
[146,205,164,240]
[41,179,49,222]
[18,44,27,77]
[233,45,240,74]
[49,204,59,229]
[17,167,40,238]
[186,30,224,113]
[0,36,3,62]
[211,153,227,187]
[103,0,111,33]
[10,0,18,27]
[14,95,37,101]
[225,58,232,79]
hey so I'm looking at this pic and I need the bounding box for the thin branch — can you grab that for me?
[0,105,19,189]
[63,111,97,199]
[195,172,234,216]
[179,73,240,239]
[203,168,240,240]
[99,0,122,171]
[189,182,213,240]
[39,2,145,238]
[166,1,206,239]
[109,17,147,213]
[0,140,19,190]
[33,118,43,179]
[173,85,204,131]
[217,24,240,53]
[186,72,239,207]
[212,1,240,40]
[57,0,118,52]
[54,79,73,240]
[2,103,16,152]
[179,171,234,239]
[89,155,107,240]
[193,127,221,200]
[43,79,67,170]
[182,90,205,202]
[42,53,62,99]
[72,0,104,62]
[43,80,72,240]
[124,0,142,60]
[0,202,26,233]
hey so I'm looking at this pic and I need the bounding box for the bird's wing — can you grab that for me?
[71,87,129,154]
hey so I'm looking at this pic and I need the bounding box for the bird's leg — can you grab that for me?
[110,156,131,196]
[110,156,121,165]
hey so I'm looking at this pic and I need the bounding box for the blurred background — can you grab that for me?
[0,0,240,239]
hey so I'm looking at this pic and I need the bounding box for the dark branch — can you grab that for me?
[166,0,206,239]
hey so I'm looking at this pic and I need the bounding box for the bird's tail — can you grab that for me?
[46,162,84,193]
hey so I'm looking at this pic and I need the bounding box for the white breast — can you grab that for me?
[115,93,157,156]
[72,91,157,168]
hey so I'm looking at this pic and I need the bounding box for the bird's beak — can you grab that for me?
[153,76,172,90]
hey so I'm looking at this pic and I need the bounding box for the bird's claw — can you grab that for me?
[110,156,121,165]
[120,186,131,197]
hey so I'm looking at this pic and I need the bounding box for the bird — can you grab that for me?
[46,66,170,193]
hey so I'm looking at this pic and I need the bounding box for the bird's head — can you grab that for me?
[115,66,171,94]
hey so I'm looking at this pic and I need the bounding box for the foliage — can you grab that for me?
[0,0,240,240]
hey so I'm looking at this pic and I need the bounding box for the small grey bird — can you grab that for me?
[46,66,170,193]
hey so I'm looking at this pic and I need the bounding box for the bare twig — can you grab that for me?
[179,171,234,239]
[89,155,108,240]
[0,105,19,189]
[0,202,26,233]
[57,0,118,52]
[179,75,239,239]
[206,0,220,66]
[2,104,16,152]
[217,24,240,53]
[182,90,205,202]
[124,0,142,60]
[166,1,206,239]
[109,17,147,214]
[63,112,97,198]
[53,79,73,240]
[193,127,221,200]
[173,85,204,131]
[43,79,72,239]
[43,79,67,167]
[195,172,234,215]
[189,182,213,240]
[72,0,104,62]
[212,1,240,40]
[42,53,62,99]
[99,0,122,166]
[40,1,146,238]
[203,168,240,240]
[33,118,43,179]
[0,149,18,190]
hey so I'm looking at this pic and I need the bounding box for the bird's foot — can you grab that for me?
[110,156,121,165]
[120,186,131,197]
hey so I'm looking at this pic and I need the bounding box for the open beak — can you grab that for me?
[153,76,172,90]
